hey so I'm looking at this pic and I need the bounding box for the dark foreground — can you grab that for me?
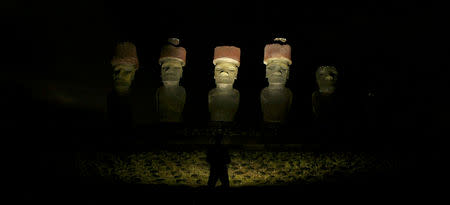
[28,175,443,205]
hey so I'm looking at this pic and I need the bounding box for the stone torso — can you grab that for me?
[157,86,186,122]
[208,88,240,122]
[312,91,339,123]
[261,87,292,123]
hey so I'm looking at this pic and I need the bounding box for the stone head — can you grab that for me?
[214,60,239,85]
[213,46,240,86]
[264,40,292,85]
[159,38,187,85]
[265,59,290,84]
[111,42,139,95]
[316,65,338,95]
[160,58,184,83]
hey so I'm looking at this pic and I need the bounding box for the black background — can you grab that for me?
[3,0,449,202]
[4,1,447,141]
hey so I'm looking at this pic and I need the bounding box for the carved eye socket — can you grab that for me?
[217,68,225,72]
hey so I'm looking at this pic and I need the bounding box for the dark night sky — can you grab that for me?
[2,1,449,138]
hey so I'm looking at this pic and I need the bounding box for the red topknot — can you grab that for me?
[111,42,139,69]
[264,38,291,65]
[213,46,241,67]
[159,38,186,66]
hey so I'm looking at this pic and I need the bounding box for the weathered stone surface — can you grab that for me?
[209,46,241,122]
[156,38,187,122]
[261,40,293,123]
[156,86,186,122]
[111,42,139,95]
[208,88,239,121]
[213,46,241,66]
[264,43,292,65]
[111,42,139,68]
[159,44,186,66]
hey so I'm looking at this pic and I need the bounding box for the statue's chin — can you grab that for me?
[114,86,130,95]
[268,77,286,84]
[215,78,234,85]
[162,81,179,86]
[114,80,131,86]
[319,87,336,95]
[161,75,180,82]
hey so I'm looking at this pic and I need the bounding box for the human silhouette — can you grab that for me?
[206,135,231,189]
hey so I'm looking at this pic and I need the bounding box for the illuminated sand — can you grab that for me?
[79,150,395,186]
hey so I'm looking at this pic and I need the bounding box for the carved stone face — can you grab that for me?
[214,62,238,85]
[316,66,338,94]
[113,64,137,94]
[266,60,289,84]
[161,60,183,83]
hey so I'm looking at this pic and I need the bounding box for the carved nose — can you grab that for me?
[325,75,333,80]
[220,72,229,76]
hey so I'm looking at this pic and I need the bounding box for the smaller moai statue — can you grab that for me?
[208,46,241,122]
[156,38,187,122]
[111,42,139,96]
[312,65,339,121]
[260,38,293,123]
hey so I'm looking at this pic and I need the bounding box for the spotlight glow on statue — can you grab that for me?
[111,42,139,96]
[260,39,293,123]
[156,38,187,122]
[208,46,241,122]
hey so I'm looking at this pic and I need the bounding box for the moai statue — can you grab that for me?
[156,38,187,122]
[312,65,339,121]
[107,42,139,129]
[208,46,241,122]
[261,38,293,123]
[111,42,139,96]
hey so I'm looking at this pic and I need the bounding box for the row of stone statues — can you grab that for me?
[109,38,339,124]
